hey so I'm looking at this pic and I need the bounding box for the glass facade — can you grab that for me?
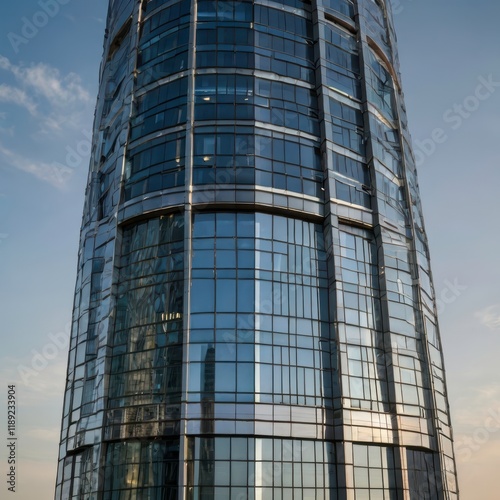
[56,0,458,499]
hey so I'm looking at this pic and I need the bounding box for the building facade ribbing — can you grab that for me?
[55,0,459,498]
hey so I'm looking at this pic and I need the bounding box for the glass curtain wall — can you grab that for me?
[55,0,458,499]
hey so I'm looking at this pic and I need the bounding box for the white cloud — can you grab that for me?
[475,305,500,330]
[0,55,91,136]
[0,142,73,189]
[16,63,90,105]
[0,84,37,114]
[0,55,11,70]
[0,55,93,187]
[453,385,500,429]
[0,55,90,106]
[0,354,67,404]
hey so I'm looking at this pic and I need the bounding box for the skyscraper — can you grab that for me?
[55,0,459,498]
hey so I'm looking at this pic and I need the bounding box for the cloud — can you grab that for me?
[16,62,90,105]
[0,354,67,403]
[453,385,500,429]
[0,84,37,114]
[0,55,93,187]
[0,55,90,106]
[0,142,73,189]
[475,305,500,330]
[0,55,10,70]
[0,55,91,135]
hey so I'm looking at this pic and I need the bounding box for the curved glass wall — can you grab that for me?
[106,214,184,439]
[56,0,459,498]
[188,212,330,407]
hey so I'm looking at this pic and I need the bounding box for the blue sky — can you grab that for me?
[0,1,499,499]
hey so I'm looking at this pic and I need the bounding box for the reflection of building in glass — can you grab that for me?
[56,0,459,498]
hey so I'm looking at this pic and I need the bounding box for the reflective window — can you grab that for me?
[380,227,431,416]
[255,6,311,38]
[324,0,355,19]
[339,226,389,410]
[324,23,361,98]
[131,77,188,140]
[195,74,254,121]
[254,5,314,82]
[406,449,443,500]
[363,0,391,56]
[255,78,319,135]
[108,215,184,436]
[374,169,407,224]
[103,440,179,499]
[366,49,395,119]
[198,0,253,22]
[189,213,331,406]
[124,133,185,200]
[193,125,323,197]
[193,75,320,136]
[69,244,106,421]
[255,130,322,197]
[330,99,365,155]
[196,0,253,69]
[138,1,191,86]
[61,448,95,499]
[189,213,256,403]
[193,125,254,186]
[352,444,399,499]
[187,436,338,499]
[370,115,402,177]
[139,26,189,67]
[332,152,371,208]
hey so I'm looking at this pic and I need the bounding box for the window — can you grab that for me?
[187,437,338,499]
[353,444,399,499]
[189,213,330,406]
[108,215,184,417]
[366,49,395,119]
[137,1,190,86]
[324,0,355,19]
[103,440,179,499]
[330,99,365,155]
[195,74,254,121]
[324,23,361,98]
[131,77,188,140]
[339,227,389,410]
[124,133,185,200]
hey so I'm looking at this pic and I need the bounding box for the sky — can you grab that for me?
[0,1,499,499]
